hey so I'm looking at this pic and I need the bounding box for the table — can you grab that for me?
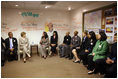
[30,44,39,56]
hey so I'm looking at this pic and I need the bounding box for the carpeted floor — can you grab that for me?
[1,54,104,78]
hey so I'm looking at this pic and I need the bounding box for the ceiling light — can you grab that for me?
[45,5,50,9]
[15,5,19,7]
[83,9,87,12]
[68,7,71,11]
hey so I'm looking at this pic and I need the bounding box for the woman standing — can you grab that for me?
[40,32,49,59]
[49,31,58,56]
[19,32,31,63]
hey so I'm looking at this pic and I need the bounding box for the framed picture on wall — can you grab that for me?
[106,18,114,25]
[104,8,113,16]
[106,27,113,33]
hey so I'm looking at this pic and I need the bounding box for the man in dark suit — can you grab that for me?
[95,33,117,78]
[5,32,18,61]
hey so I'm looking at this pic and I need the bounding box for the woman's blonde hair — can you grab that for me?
[21,32,26,37]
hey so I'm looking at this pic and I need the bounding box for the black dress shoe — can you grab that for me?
[60,56,65,58]
[8,59,13,62]
[73,60,80,63]
[65,56,69,58]
[68,58,73,60]
[24,61,26,63]
[1,63,4,66]
[60,56,62,58]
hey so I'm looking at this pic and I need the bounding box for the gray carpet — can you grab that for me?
[1,54,103,78]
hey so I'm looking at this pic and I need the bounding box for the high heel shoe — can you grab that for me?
[24,61,26,63]
[44,57,46,59]
[23,59,26,63]
[73,60,80,63]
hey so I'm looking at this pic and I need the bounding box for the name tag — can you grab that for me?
[14,40,16,42]
[91,43,93,45]
[99,45,101,48]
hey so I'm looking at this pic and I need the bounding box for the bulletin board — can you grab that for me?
[84,10,102,34]
[83,3,117,44]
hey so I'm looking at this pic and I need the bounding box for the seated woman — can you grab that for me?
[72,31,89,63]
[87,31,109,74]
[80,31,97,66]
[49,31,58,56]
[95,33,117,78]
[19,32,31,63]
[39,32,49,59]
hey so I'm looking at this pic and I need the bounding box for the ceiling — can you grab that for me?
[1,1,115,11]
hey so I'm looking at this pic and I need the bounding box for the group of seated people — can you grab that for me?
[59,31,117,78]
[1,31,59,63]
[1,30,117,78]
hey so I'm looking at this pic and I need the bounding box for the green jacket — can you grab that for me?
[89,40,109,61]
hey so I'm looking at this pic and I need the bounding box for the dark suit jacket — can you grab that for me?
[108,42,117,63]
[50,36,58,46]
[5,37,18,51]
[86,39,97,53]
[63,35,71,45]
[80,36,89,50]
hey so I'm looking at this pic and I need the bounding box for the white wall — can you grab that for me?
[1,8,71,45]
[1,2,116,46]
[70,1,116,38]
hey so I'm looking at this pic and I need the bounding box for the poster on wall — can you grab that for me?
[106,18,114,25]
[84,10,102,33]
[114,16,117,33]
[106,27,113,33]
[105,16,117,44]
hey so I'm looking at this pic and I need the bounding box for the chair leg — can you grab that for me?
[18,53,20,61]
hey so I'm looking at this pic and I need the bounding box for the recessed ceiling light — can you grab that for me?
[45,5,50,9]
[15,5,19,7]
[68,7,71,11]
[83,9,87,12]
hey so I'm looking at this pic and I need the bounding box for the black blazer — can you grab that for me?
[5,37,18,50]
[86,39,97,53]
[108,42,117,63]
[50,36,58,46]
[63,35,71,45]
[80,36,89,50]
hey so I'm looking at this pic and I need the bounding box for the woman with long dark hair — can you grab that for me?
[87,31,109,74]
[80,31,97,66]
[40,32,49,59]
[49,31,58,56]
